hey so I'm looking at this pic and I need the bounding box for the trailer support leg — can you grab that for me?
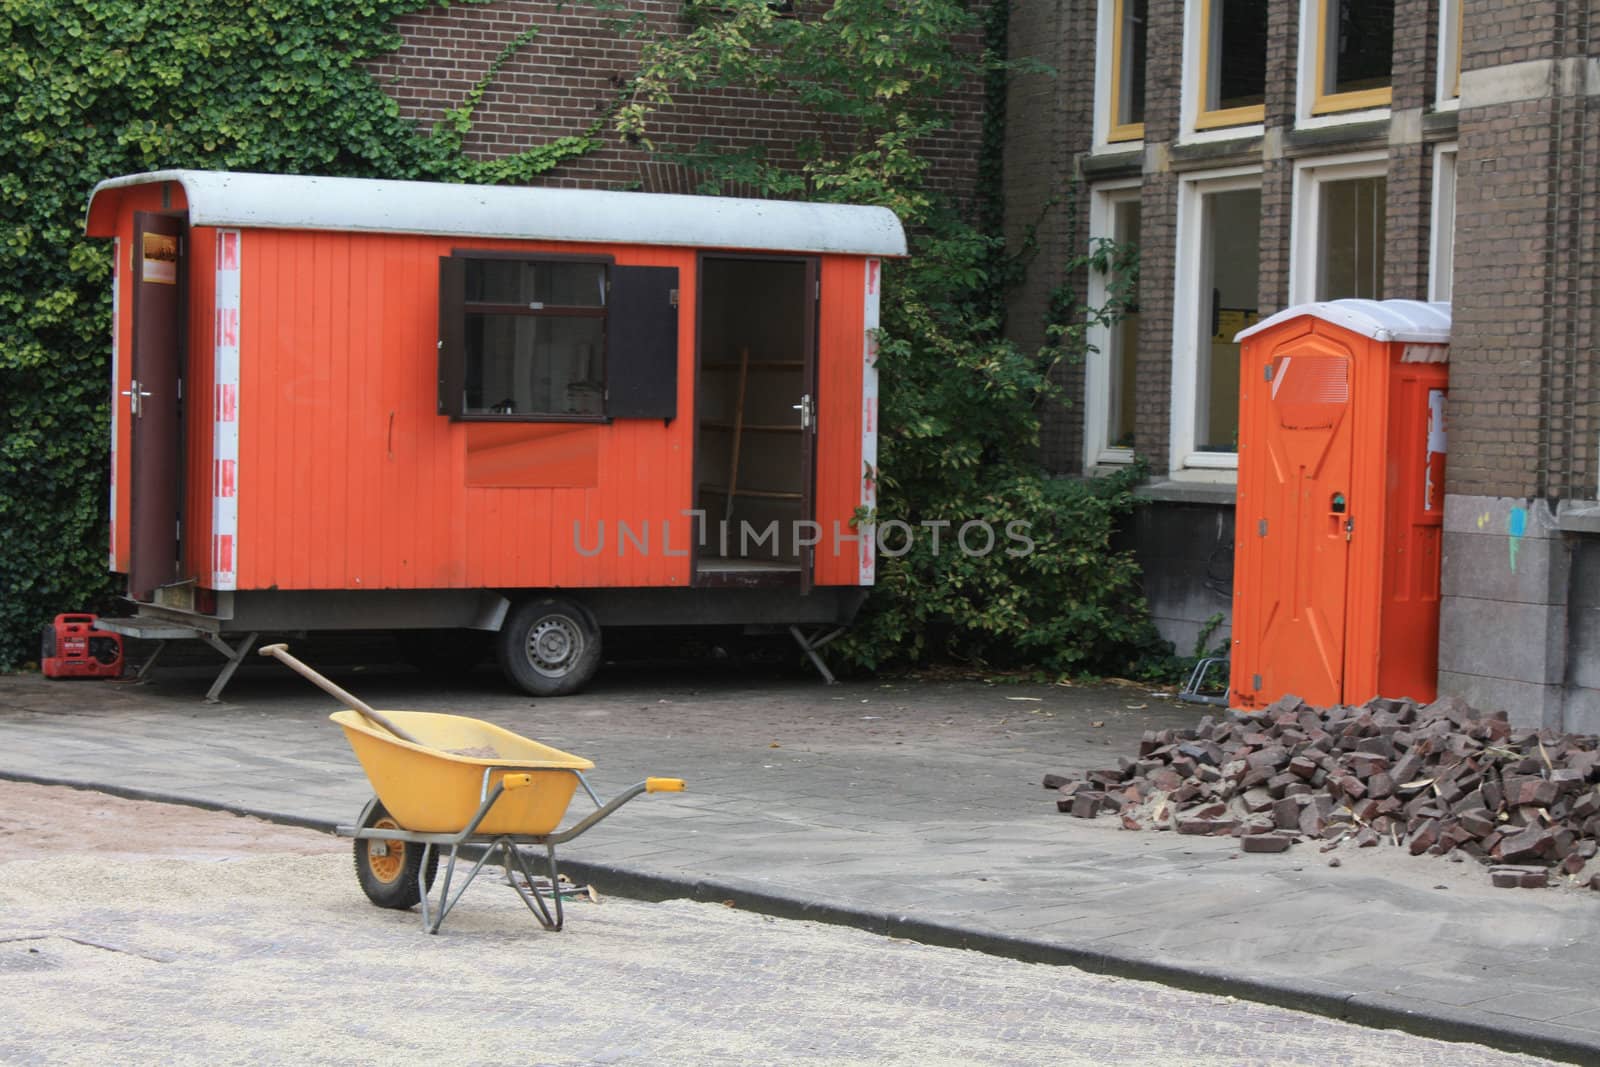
[789,625,845,685]
[200,631,260,704]
[134,640,168,683]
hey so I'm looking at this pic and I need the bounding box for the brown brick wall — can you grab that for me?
[370,0,985,200]
[1449,0,1600,500]
[1008,0,1098,475]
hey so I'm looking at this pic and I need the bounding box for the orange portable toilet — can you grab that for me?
[1229,300,1450,711]
[84,171,904,699]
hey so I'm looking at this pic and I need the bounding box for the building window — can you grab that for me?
[437,254,680,421]
[1173,172,1262,470]
[1290,155,1387,303]
[1311,0,1394,114]
[1196,0,1267,129]
[1429,144,1458,302]
[1108,0,1148,142]
[1085,184,1143,465]
[1436,0,1462,107]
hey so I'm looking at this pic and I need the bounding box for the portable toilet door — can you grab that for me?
[1229,299,1451,711]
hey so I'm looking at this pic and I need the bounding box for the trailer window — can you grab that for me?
[438,257,608,419]
[439,254,680,422]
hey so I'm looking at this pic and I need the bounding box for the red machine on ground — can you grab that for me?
[40,614,124,679]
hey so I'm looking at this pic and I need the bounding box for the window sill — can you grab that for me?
[1083,146,1144,181]
[1293,107,1391,134]
[1556,504,1600,536]
[1135,478,1238,506]
[1284,118,1391,157]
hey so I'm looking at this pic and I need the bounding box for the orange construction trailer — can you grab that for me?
[85,170,904,699]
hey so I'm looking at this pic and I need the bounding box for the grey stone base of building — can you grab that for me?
[1438,494,1600,733]
[1124,485,1235,656]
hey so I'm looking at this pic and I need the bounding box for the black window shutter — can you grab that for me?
[437,256,466,416]
[606,266,679,420]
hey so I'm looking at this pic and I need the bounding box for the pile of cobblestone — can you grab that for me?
[1045,694,1600,889]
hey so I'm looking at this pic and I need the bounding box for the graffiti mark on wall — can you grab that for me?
[1508,507,1528,572]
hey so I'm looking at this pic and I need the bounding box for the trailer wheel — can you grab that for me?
[354,798,438,910]
[497,597,602,696]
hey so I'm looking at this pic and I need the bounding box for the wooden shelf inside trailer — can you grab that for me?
[699,421,801,434]
[699,484,803,501]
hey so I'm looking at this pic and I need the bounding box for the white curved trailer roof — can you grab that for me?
[86,169,908,257]
[1235,299,1451,344]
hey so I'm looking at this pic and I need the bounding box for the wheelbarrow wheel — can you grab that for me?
[497,596,602,697]
[354,798,438,910]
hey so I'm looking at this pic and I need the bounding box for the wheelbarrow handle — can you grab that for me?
[257,642,424,747]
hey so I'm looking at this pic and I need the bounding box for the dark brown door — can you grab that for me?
[128,212,185,601]
[798,257,820,594]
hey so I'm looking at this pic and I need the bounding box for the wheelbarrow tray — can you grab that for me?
[332,709,594,835]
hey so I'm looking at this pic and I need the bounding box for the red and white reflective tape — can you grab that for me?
[860,258,881,585]
[212,230,240,589]
[108,237,120,571]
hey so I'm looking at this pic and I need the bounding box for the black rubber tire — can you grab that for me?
[496,596,603,697]
[393,628,491,678]
[353,798,438,910]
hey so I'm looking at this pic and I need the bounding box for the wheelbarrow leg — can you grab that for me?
[501,841,563,931]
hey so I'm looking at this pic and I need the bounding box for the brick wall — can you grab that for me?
[1448,0,1600,500]
[368,0,985,203]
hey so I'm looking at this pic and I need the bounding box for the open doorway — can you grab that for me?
[694,255,817,586]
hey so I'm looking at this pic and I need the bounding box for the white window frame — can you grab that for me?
[1289,151,1389,304]
[1296,0,1394,127]
[1429,143,1458,302]
[1181,0,1268,141]
[1095,0,1147,149]
[1084,180,1143,469]
[1435,0,1462,110]
[1171,166,1263,478]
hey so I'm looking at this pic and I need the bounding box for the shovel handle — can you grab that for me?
[257,643,423,746]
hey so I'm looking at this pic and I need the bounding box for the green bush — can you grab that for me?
[0,0,591,669]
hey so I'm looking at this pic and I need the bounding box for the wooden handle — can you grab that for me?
[257,643,424,746]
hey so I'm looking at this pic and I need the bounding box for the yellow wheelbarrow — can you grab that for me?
[259,643,684,934]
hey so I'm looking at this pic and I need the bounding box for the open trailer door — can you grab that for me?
[127,211,187,602]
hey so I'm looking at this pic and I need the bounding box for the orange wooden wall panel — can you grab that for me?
[813,256,866,586]
[235,232,703,591]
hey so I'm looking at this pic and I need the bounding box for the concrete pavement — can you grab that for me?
[0,785,1548,1066]
[2,654,1598,1062]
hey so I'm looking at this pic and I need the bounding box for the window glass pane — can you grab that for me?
[1118,0,1147,127]
[1107,199,1142,449]
[464,315,605,416]
[1317,176,1386,300]
[465,260,607,307]
[1325,0,1393,96]
[1209,0,1267,112]
[1196,187,1261,454]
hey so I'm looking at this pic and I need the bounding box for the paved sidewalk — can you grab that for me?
[3,658,1598,1062]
